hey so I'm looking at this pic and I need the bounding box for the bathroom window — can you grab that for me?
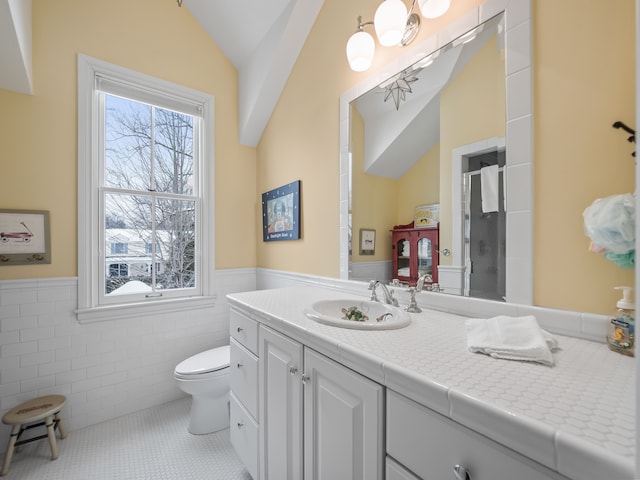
[77,55,215,322]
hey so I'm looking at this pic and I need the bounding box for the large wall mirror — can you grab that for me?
[339,0,533,304]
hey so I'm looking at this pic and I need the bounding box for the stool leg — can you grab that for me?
[45,415,59,460]
[1,424,21,476]
[54,412,67,439]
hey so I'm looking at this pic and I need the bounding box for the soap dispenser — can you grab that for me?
[606,286,635,357]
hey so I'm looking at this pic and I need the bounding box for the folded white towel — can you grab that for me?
[465,315,557,366]
[480,164,499,213]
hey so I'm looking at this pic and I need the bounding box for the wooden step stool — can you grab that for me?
[0,395,67,476]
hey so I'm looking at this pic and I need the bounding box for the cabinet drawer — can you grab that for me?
[230,337,259,420]
[230,307,259,354]
[387,390,562,480]
[230,392,258,480]
[386,456,420,480]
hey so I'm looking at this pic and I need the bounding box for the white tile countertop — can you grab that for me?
[227,286,635,480]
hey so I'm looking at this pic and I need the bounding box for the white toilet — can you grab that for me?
[174,345,230,435]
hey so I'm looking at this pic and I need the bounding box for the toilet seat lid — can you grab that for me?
[175,345,230,376]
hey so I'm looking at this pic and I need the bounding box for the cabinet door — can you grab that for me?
[230,337,259,420]
[387,390,564,480]
[303,349,383,480]
[230,392,259,480]
[393,233,412,283]
[259,326,303,480]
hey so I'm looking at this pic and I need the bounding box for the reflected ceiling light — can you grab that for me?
[413,51,439,69]
[347,0,452,72]
[418,0,451,19]
[381,69,419,110]
[452,24,483,47]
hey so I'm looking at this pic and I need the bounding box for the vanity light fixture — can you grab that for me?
[346,0,451,72]
[418,0,451,19]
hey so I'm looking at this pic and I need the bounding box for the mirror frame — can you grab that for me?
[339,0,533,305]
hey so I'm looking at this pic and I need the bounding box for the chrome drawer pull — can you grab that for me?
[453,464,470,480]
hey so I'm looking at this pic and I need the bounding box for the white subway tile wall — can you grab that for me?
[0,270,256,453]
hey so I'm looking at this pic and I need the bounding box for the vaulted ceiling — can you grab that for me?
[0,0,323,147]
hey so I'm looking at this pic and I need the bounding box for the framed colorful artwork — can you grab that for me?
[262,180,301,242]
[414,204,440,228]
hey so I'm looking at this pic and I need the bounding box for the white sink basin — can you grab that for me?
[304,299,411,330]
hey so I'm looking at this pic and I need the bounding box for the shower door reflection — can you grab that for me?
[463,151,506,301]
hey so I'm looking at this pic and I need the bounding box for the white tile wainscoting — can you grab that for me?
[0,269,256,453]
[0,266,609,455]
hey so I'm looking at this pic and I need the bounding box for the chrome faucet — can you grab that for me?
[368,280,399,307]
[416,273,432,292]
[405,273,433,313]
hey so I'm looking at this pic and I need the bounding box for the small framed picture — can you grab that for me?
[262,180,301,242]
[0,209,51,265]
[415,204,439,228]
[359,229,376,255]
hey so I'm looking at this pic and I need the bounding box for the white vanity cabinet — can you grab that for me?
[258,325,303,480]
[258,324,384,480]
[229,308,260,480]
[386,390,569,480]
[231,307,384,480]
[303,347,384,480]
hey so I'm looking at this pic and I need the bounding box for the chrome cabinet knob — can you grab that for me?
[236,326,243,333]
[301,374,310,384]
[237,421,244,428]
[289,366,298,376]
[453,464,470,480]
[236,362,244,368]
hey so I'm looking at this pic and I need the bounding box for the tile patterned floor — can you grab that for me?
[3,397,252,479]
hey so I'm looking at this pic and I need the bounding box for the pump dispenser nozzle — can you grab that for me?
[614,286,634,310]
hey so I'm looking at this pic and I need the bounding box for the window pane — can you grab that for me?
[154,108,194,195]
[104,193,153,295]
[105,95,152,191]
[155,198,196,291]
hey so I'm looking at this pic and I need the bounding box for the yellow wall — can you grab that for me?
[0,0,257,280]
[350,116,439,266]
[256,0,484,277]
[396,145,440,224]
[439,34,506,266]
[258,0,635,314]
[1,0,635,315]
[534,1,635,313]
[350,107,398,263]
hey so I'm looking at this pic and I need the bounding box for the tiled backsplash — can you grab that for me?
[0,269,256,451]
[0,267,607,451]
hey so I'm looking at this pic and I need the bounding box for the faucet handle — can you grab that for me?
[368,280,379,302]
[404,287,422,313]
[388,288,399,307]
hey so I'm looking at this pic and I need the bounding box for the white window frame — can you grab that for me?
[77,54,215,322]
